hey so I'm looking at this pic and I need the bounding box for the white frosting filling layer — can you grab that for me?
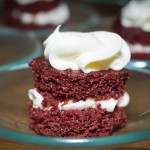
[129,43,150,54]
[44,26,131,73]
[121,0,150,32]
[12,2,70,26]
[16,0,54,5]
[28,89,130,112]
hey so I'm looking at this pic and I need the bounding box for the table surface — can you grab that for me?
[0,0,149,149]
[0,138,150,150]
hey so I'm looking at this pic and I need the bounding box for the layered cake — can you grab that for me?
[113,0,150,60]
[28,26,131,137]
[5,0,70,30]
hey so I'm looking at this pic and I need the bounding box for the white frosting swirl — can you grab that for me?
[28,89,130,112]
[121,0,150,32]
[44,26,131,73]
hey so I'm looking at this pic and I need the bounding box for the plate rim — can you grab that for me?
[0,127,149,146]
[0,26,42,72]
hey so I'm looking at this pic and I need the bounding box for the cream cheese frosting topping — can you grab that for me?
[121,0,150,32]
[44,26,131,73]
[28,89,130,112]
[58,93,130,112]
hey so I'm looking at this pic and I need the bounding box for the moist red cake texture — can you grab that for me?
[29,57,129,102]
[28,56,129,137]
[113,19,150,60]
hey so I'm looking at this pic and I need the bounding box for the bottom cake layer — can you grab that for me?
[28,101,127,137]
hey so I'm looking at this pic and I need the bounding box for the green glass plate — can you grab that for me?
[0,69,149,147]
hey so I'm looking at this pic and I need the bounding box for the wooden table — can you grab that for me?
[0,138,150,150]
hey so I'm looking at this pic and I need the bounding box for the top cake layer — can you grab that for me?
[29,57,129,101]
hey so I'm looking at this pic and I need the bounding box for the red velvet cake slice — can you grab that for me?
[28,26,131,137]
[5,0,70,30]
[113,0,150,60]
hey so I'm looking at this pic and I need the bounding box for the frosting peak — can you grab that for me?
[44,26,131,73]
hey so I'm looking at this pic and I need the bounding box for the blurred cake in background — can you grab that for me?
[5,0,70,30]
[113,0,150,60]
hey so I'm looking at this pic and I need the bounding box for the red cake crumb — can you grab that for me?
[28,101,127,137]
[29,57,129,101]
